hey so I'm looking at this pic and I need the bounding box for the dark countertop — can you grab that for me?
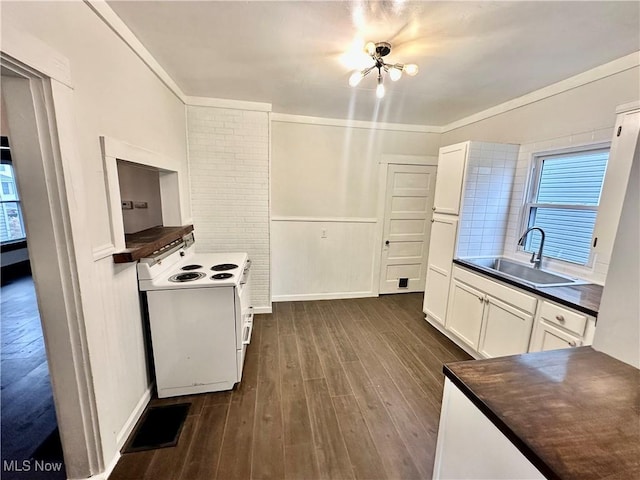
[444,347,640,480]
[112,225,194,263]
[453,258,602,317]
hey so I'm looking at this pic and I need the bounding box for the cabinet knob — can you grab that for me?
[484,297,489,304]
[568,340,577,347]
[430,219,435,223]
[478,296,484,302]
[432,206,436,211]
[556,315,565,323]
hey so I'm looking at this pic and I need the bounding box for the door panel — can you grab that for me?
[529,321,581,352]
[423,214,458,324]
[478,297,533,358]
[380,164,437,294]
[433,142,468,215]
[446,279,484,350]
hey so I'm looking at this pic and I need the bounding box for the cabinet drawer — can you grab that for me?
[453,266,537,314]
[539,301,587,337]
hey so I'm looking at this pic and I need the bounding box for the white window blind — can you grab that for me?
[524,147,609,265]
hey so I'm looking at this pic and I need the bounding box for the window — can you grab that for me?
[523,146,609,265]
[1,139,26,244]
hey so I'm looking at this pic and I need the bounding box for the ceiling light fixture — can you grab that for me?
[348,41,418,99]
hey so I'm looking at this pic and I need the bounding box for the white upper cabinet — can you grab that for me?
[433,142,469,215]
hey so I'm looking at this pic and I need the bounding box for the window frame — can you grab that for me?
[0,151,27,246]
[520,142,610,267]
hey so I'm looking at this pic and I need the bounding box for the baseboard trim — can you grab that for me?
[272,291,377,302]
[91,384,153,479]
[253,306,272,314]
[424,314,480,359]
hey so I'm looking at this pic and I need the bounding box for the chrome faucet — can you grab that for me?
[517,227,546,269]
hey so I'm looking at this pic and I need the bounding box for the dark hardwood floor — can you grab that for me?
[110,293,471,480]
[1,272,65,479]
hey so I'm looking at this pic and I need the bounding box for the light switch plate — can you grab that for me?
[121,200,133,210]
[134,201,148,209]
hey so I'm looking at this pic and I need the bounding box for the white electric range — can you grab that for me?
[137,233,253,398]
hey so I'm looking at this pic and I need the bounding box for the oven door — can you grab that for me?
[236,260,253,357]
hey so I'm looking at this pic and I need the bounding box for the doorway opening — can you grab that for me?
[1,48,102,478]
[1,119,65,480]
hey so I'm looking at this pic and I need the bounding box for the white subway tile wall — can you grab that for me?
[187,106,270,308]
[456,142,520,258]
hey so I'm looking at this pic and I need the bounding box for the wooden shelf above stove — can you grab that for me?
[112,225,194,263]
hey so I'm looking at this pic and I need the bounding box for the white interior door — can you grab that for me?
[379,164,437,294]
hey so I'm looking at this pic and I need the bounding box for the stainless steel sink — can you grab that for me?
[461,257,587,288]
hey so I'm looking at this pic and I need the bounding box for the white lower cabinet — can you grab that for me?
[438,265,597,359]
[446,266,536,358]
[529,299,596,352]
[479,296,534,358]
[446,279,485,350]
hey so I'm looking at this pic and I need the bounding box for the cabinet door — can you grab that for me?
[529,321,581,352]
[433,142,468,215]
[424,215,458,325]
[446,279,484,350]
[478,296,534,358]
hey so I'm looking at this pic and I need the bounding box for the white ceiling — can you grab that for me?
[107,1,640,126]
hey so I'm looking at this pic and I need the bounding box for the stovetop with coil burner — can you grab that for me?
[137,241,249,291]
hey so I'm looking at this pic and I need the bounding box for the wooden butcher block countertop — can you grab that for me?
[444,347,640,480]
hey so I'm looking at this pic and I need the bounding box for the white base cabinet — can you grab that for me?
[479,296,534,358]
[529,299,596,353]
[433,378,545,480]
[445,266,536,358]
[446,279,484,350]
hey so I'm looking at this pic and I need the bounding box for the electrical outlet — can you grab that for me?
[134,201,148,209]
[321,228,327,238]
[121,200,133,210]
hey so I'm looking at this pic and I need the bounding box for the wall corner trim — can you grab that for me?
[441,51,640,133]
[271,112,442,133]
[84,0,186,103]
[185,96,272,112]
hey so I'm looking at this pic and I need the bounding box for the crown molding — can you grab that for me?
[271,113,441,133]
[616,100,640,114]
[441,52,640,133]
[185,96,272,112]
[84,0,186,103]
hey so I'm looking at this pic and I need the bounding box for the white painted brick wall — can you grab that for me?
[457,142,520,258]
[187,106,270,308]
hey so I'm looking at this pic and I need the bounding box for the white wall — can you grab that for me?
[441,67,640,283]
[1,1,189,474]
[592,130,639,368]
[271,120,440,299]
[186,106,271,310]
[117,161,163,234]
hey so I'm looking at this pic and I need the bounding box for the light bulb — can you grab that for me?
[349,71,364,87]
[376,82,385,99]
[403,64,419,76]
[389,67,402,81]
[365,42,376,56]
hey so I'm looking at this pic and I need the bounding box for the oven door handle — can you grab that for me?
[242,316,254,345]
